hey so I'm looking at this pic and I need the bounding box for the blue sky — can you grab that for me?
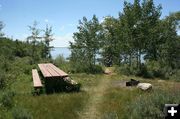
[0,0,179,47]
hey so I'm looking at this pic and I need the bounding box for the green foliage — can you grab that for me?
[84,65,103,74]
[70,15,103,73]
[115,64,132,76]
[117,60,178,79]
[54,55,71,73]
[0,70,6,89]
[43,25,54,59]
[69,0,179,76]
[101,16,120,66]
[12,107,33,119]
[9,57,33,75]
[170,70,180,81]
[26,21,54,63]
[1,91,15,109]
[0,21,5,37]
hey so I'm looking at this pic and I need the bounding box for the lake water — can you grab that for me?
[51,47,71,59]
[51,47,145,63]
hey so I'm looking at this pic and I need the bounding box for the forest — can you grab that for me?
[69,0,180,79]
[0,0,180,118]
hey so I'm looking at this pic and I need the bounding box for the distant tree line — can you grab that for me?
[70,0,180,78]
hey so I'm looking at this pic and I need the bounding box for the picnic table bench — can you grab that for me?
[32,69,43,95]
[32,69,43,87]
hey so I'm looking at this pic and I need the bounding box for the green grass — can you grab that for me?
[14,92,88,119]
[8,74,100,119]
[1,73,180,119]
[98,75,180,119]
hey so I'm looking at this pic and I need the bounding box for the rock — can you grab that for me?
[137,83,152,91]
[104,68,111,74]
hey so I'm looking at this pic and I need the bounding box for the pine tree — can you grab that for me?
[43,25,54,59]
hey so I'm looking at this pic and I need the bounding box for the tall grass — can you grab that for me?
[127,89,180,119]
[98,75,180,119]
[11,74,100,119]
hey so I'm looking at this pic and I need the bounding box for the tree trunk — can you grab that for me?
[129,53,132,67]
[138,50,141,70]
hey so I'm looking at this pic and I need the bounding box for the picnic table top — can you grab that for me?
[38,63,68,78]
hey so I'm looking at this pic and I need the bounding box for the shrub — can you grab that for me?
[54,55,71,73]
[0,71,6,89]
[145,60,173,79]
[136,64,154,78]
[1,91,15,109]
[146,60,161,72]
[84,65,103,74]
[12,107,33,119]
[9,57,33,76]
[170,69,180,81]
[115,64,132,76]
[70,59,103,74]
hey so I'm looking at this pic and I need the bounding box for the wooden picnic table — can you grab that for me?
[38,63,68,78]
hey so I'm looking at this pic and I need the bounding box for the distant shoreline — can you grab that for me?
[51,47,71,59]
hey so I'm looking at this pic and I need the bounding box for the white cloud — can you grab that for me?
[59,25,65,31]
[44,19,49,23]
[100,18,104,23]
[51,33,74,47]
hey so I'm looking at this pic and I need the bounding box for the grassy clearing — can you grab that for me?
[1,73,180,119]
[10,74,101,119]
[98,75,180,119]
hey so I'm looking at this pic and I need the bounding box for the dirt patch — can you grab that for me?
[112,80,127,88]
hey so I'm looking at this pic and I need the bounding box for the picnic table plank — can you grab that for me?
[38,64,52,77]
[44,64,60,77]
[48,63,68,76]
[32,69,43,87]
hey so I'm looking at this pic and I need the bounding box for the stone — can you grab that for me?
[104,68,111,74]
[137,83,152,91]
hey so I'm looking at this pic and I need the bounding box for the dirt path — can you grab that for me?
[79,75,110,119]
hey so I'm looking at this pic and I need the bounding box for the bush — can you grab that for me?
[145,60,172,79]
[115,64,132,76]
[1,91,15,109]
[70,59,103,74]
[136,64,154,78]
[54,55,71,73]
[170,69,180,81]
[0,71,6,89]
[84,65,103,74]
[12,107,33,119]
[9,57,33,76]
